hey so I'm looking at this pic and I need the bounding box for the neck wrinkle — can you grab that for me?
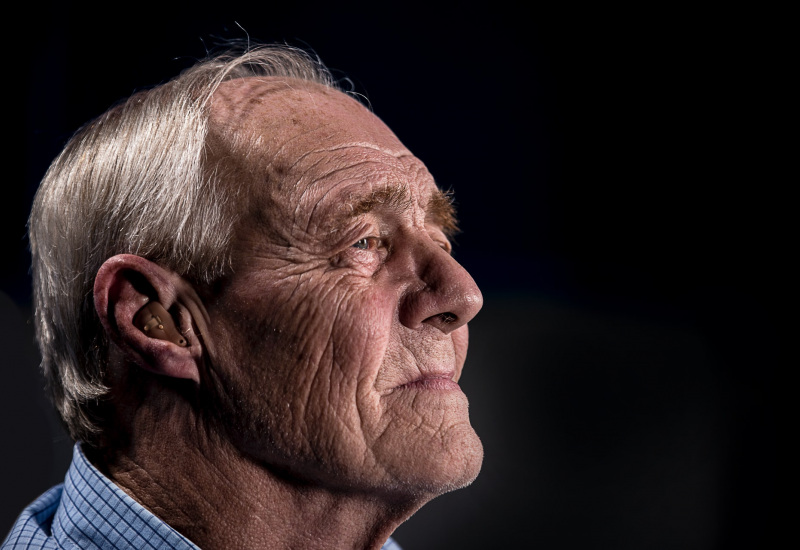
[94,405,421,550]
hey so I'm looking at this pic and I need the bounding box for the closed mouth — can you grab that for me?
[395,372,460,392]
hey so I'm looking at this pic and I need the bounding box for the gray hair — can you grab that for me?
[29,44,338,445]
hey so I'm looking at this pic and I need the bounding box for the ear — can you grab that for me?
[94,254,206,383]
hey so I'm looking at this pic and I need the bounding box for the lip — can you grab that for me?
[394,372,460,392]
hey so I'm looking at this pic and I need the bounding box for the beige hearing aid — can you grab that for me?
[133,301,187,347]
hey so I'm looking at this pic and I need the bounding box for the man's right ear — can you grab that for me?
[93,254,205,383]
[133,301,188,347]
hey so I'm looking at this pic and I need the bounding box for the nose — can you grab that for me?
[397,240,483,334]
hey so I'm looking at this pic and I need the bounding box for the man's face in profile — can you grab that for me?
[202,78,483,497]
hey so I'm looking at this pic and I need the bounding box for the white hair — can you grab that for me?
[29,44,338,445]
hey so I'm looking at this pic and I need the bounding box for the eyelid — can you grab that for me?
[426,226,453,254]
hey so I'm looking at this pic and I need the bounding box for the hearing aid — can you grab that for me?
[133,301,187,347]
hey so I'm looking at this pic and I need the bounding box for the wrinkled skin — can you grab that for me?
[201,78,484,498]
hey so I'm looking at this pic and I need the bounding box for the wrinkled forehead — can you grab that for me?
[208,77,440,232]
[209,76,410,163]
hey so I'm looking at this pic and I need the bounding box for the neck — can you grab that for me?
[91,409,422,550]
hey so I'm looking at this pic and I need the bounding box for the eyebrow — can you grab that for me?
[427,188,460,237]
[345,185,459,237]
[348,184,412,216]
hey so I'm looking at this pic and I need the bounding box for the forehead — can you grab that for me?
[209,77,440,226]
[210,77,410,165]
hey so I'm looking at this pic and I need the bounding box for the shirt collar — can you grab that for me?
[52,443,200,550]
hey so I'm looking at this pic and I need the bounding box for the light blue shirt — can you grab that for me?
[3,444,402,549]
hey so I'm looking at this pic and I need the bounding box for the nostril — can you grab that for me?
[422,312,458,326]
[420,311,459,329]
[439,312,458,324]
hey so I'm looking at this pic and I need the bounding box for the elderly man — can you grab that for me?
[4,45,483,550]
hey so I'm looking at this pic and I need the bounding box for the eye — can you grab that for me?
[437,239,452,254]
[352,237,380,250]
[426,224,453,254]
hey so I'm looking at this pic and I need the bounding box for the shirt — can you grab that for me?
[3,444,402,549]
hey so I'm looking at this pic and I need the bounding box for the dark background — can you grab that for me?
[2,3,787,548]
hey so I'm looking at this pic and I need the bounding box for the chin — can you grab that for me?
[426,428,484,495]
[378,423,484,500]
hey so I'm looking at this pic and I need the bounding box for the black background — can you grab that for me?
[2,2,788,548]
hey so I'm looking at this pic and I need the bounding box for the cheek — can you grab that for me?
[328,286,396,376]
[205,271,399,462]
[452,325,470,380]
[217,268,397,387]
[318,283,398,430]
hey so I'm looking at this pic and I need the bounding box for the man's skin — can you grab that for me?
[91,77,483,550]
